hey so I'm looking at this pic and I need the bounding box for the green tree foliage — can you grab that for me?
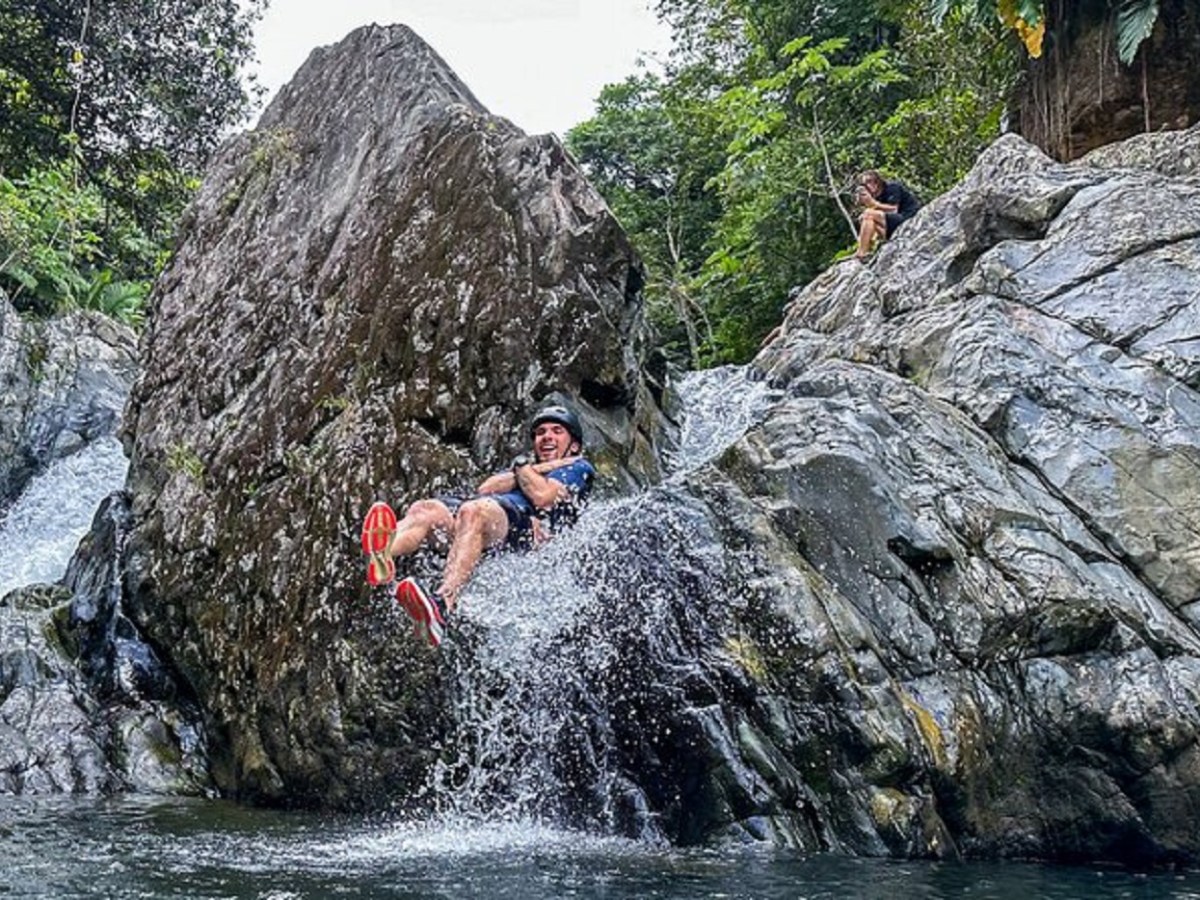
[568,0,1015,365]
[0,0,266,324]
[0,158,155,325]
[0,0,265,213]
[568,74,724,364]
[875,7,1012,191]
[700,37,905,360]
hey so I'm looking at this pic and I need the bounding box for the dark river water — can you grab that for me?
[3,796,1199,899]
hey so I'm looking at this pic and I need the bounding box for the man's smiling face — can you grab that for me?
[533,422,575,461]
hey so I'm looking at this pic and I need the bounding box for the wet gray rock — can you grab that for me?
[115,24,664,807]
[0,291,136,509]
[682,125,1200,862]
[0,496,209,795]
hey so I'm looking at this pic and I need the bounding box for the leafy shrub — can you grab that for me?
[0,160,153,327]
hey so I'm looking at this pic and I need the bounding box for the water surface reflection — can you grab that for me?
[3,797,1198,899]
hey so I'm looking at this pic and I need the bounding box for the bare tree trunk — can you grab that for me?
[664,216,713,368]
[811,104,858,240]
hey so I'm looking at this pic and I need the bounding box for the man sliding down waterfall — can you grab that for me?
[359,405,596,648]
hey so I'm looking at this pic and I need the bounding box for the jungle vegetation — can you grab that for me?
[1,0,1187,352]
[567,0,1190,365]
[0,0,265,325]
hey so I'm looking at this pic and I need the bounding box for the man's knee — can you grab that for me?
[404,498,450,526]
[455,499,494,530]
[455,499,509,545]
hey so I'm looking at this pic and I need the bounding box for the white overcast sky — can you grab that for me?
[249,0,672,137]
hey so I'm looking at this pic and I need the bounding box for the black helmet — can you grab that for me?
[530,405,584,446]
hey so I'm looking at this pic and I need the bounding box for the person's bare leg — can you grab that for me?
[437,498,510,609]
[856,210,885,258]
[388,499,454,558]
[856,213,873,258]
[875,211,890,249]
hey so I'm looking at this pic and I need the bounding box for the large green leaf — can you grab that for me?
[1116,0,1160,64]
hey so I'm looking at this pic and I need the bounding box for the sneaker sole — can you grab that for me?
[395,578,445,648]
[361,502,398,586]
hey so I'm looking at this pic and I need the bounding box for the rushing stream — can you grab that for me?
[2,371,1199,897]
[0,436,129,598]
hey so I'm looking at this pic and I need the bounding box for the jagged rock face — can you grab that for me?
[0,291,136,507]
[0,582,111,793]
[680,128,1200,862]
[119,24,661,806]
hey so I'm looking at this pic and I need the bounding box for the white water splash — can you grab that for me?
[426,500,635,823]
[421,367,781,833]
[292,818,644,867]
[0,438,128,597]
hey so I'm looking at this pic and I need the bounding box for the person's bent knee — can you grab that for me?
[455,498,509,546]
[455,499,495,529]
[404,498,451,525]
[405,498,444,516]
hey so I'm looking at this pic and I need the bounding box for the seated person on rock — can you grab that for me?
[854,170,921,260]
[360,405,595,648]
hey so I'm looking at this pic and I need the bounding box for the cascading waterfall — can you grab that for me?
[0,437,129,597]
[667,364,781,474]
[421,366,780,835]
[423,497,642,828]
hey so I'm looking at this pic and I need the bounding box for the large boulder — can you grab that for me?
[116,24,664,807]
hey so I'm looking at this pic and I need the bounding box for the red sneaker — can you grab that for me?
[361,501,398,586]
[394,577,448,648]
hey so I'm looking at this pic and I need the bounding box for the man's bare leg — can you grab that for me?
[437,498,510,610]
[388,499,455,559]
